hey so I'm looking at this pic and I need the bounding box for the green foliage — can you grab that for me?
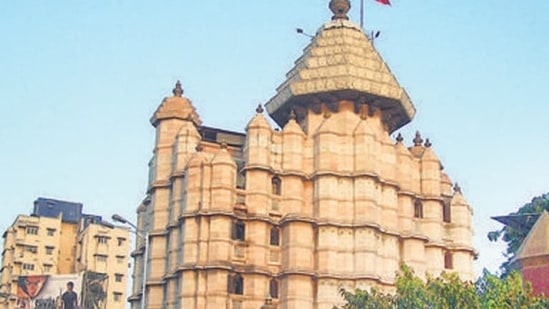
[476,269,549,309]
[487,193,549,272]
[336,265,549,309]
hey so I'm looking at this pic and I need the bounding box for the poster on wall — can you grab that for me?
[16,274,82,309]
[80,271,108,309]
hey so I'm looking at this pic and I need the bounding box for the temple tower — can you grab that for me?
[130,1,475,308]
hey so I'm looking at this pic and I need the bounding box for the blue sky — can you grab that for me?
[1,0,548,276]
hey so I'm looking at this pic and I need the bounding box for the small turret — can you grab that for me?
[210,143,237,211]
[420,138,441,197]
[150,81,201,127]
[282,110,305,172]
[246,104,273,167]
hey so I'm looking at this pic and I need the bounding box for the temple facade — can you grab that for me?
[129,1,475,308]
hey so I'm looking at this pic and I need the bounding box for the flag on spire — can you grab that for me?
[375,0,391,5]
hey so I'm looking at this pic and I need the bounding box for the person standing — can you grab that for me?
[61,281,78,309]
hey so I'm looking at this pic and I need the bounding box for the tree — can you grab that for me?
[336,265,549,309]
[488,193,549,273]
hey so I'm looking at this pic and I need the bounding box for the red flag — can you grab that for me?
[375,0,391,5]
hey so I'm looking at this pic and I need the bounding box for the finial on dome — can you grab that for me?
[289,109,296,120]
[220,140,227,149]
[329,0,351,20]
[396,133,404,143]
[256,104,264,114]
[195,144,203,152]
[173,80,183,97]
[413,131,423,146]
[424,138,432,148]
[453,183,462,194]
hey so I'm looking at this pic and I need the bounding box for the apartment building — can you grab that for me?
[0,198,130,309]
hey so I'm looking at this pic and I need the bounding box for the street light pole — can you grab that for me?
[140,232,149,309]
[112,214,148,309]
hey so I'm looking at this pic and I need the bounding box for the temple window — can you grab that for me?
[231,220,246,241]
[271,176,281,195]
[269,279,279,299]
[236,160,246,189]
[270,227,280,246]
[443,202,451,223]
[444,251,453,269]
[414,199,423,218]
[228,273,244,295]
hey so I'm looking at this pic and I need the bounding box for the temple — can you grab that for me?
[129,1,475,308]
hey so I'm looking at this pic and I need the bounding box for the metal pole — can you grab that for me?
[141,232,149,309]
[360,0,364,28]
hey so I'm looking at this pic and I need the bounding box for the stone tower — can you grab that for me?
[129,2,475,309]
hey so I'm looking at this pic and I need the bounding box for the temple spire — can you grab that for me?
[413,131,423,146]
[329,0,351,20]
[173,80,183,97]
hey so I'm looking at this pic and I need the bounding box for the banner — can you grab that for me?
[80,271,108,309]
[16,274,81,309]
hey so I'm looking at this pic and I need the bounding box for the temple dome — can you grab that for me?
[150,81,202,127]
[265,18,415,133]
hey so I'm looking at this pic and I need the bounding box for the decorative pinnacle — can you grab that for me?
[413,131,423,146]
[256,104,264,114]
[289,109,296,120]
[329,0,351,20]
[424,138,432,148]
[454,183,462,194]
[396,133,404,143]
[195,144,203,152]
[220,140,227,149]
[173,80,183,97]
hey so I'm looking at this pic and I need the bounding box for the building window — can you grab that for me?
[22,263,34,271]
[117,237,126,246]
[116,255,125,264]
[46,228,56,236]
[231,220,246,241]
[115,274,123,282]
[270,227,280,246]
[113,292,123,302]
[96,255,107,263]
[269,279,279,299]
[97,236,108,244]
[271,177,281,196]
[24,246,38,253]
[414,199,423,218]
[43,264,52,272]
[228,274,244,295]
[45,246,54,255]
[444,251,453,269]
[26,226,38,235]
[443,202,451,223]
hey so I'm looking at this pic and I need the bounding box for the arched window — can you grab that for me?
[271,177,281,196]
[270,227,280,246]
[231,220,246,241]
[444,251,453,269]
[228,273,244,295]
[443,202,451,223]
[269,279,279,299]
[414,199,423,218]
